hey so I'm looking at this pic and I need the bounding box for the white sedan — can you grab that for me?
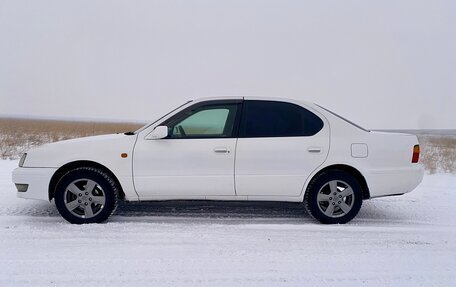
[12,97,424,224]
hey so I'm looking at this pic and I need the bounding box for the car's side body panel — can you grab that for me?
[307,107,424,199]
[133,98,243,199]
[14,134,140,201]
[133,138,237,199]
[235,135,328,197]
[235,97,330,197]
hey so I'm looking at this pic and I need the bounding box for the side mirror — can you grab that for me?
[146,126,168,140]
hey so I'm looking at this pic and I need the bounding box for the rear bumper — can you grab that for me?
[367,164,424,198]
[12,167,57,201]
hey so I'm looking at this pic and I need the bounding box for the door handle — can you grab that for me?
[307,147,322,153]
[213,147,230,154]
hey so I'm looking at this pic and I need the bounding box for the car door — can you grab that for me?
[234,100,330,197]
[133,100,242,199]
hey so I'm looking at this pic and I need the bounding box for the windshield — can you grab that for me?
[134,100,193,134]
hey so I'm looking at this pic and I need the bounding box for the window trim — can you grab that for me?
[160,100,243,139]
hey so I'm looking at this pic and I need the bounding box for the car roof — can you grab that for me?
[192,96,314,107]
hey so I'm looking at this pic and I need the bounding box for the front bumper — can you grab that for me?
[12,167,58,201]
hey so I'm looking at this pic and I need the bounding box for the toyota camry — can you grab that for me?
[12,97,424,224]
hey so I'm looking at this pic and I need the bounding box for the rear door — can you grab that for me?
[234,100,330,197]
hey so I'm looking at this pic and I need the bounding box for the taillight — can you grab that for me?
[412,145,420,163]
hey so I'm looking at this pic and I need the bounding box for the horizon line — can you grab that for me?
[0,114,148,124]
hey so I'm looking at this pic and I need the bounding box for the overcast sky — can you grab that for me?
[0,0,455,129]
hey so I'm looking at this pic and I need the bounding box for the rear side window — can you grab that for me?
[239,100,324,138]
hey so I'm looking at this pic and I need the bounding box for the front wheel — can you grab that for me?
[304,170,363,224]
[54,167,119,224]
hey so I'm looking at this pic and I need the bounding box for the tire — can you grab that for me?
[54,167,119,224]
[304,170,362,224]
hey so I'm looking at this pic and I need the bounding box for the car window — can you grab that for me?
[167,104,239,138]
[239,100,324,137]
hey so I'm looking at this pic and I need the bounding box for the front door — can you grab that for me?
[133,100,242,199]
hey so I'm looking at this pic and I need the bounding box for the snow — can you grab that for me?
[1,160,455,286]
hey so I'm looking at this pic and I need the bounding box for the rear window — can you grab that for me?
[317,105,370,132]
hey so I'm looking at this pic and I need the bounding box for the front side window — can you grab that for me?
[166,103,239,138]
[239,100,324,137]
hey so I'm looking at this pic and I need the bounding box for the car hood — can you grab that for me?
[23,133,138,168]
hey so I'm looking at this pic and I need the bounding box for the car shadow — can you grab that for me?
[8,199,426,226]
[114,200,309,224]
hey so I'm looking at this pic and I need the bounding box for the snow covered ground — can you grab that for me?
[1,159,455,287]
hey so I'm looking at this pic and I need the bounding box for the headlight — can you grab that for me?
[19,153,27,167]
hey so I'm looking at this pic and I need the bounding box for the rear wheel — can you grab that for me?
[304,170,362,224]
[54,167,119,224]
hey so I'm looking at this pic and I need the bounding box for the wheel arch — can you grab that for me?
[48,160,126,201]
[305,164,370,200]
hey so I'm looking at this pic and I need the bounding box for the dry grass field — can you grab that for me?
[0,118,143,159]
[0,118,454,173]
[418,135,456,174]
